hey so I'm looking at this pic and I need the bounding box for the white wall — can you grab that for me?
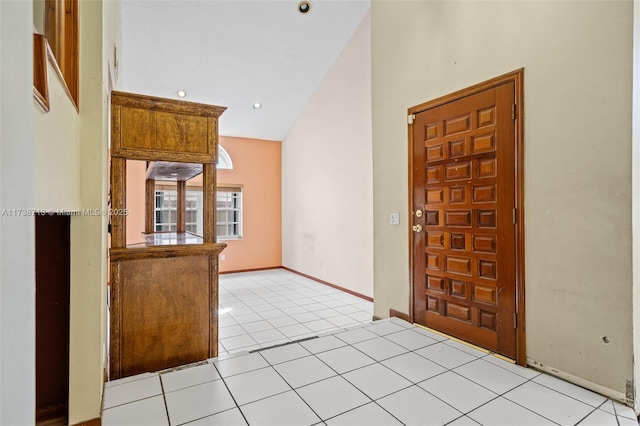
[33,64,80,210]
[0,1,36,423]
[282,11,373,298]
[30,0,122,213]
[104,0,122,90]
[372,1,633,398]
[68,0,114,422]
[633,0,640,412]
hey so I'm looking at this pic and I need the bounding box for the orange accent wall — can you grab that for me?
[217,136,281,272]
[124,137,282,272]
[125,160,147,245]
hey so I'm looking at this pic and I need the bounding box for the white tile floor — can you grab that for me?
[102,269,638,426]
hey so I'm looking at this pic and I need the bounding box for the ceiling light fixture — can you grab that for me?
[253,102,262,110]
[176,90,187,98]
[298,1,311,14]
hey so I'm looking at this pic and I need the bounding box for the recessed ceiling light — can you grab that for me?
[253,103,262,110]
[176,90,187,98]
[298,1,311,14]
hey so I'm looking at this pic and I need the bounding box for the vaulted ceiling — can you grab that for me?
[120,0,370,141]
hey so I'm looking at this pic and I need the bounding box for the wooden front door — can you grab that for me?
[410,71,524,362]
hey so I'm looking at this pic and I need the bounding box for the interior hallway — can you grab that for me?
[101,270,638,426]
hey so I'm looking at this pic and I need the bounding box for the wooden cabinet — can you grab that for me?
[111,92,224,163]
[109,91,226,379]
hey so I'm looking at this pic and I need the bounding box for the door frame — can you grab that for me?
[408,68,526,365]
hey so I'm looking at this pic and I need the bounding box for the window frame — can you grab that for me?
[154,189,178,232]
[45,0,79,108]
[216,187,243,240]
[153,184,243,241]
[33,0,79,110]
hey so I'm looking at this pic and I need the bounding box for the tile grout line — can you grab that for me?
[302,325,481,407]
[611,401,622,426]
[266,351,339,424]
[175,406,240,426]
[442,414,480,426]
[297,351,395,425]
[530,377,612,410]
[209,359,252,426]
[311,334,467,424]
[403,352,555,425]
[370,399,411,426]
[252,335,400,424]
[102,376,166,412]
[158,374,172,426]
[493,376,568,426]
[570,405,606,426]
[102,392,164,412]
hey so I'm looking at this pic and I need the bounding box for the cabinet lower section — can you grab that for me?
[109,244,224,379]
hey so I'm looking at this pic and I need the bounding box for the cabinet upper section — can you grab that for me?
[110,91,226,163]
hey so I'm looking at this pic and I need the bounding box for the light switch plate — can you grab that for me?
[390,212,400,225]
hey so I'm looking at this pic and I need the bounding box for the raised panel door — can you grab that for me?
[412,82,517,358]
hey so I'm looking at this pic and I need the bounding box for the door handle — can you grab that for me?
[412,224,423,232]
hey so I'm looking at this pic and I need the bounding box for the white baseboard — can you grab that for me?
[527,358,630,408]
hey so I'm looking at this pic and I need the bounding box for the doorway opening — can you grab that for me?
[35,213,71,425]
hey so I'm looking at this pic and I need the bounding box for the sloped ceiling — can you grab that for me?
[120,0,370,141]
